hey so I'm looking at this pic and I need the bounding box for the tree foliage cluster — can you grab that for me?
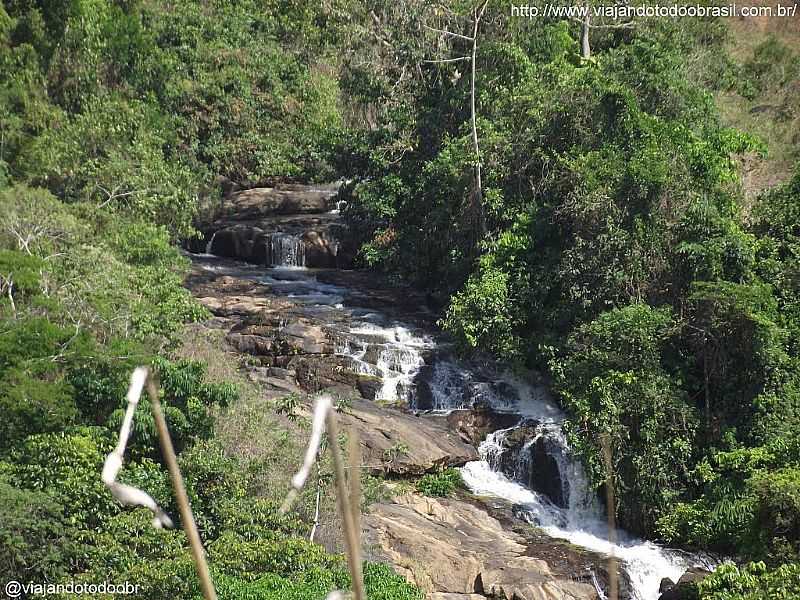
[0,1,421,597]
[337,1,800,591]
[2,0,800,596]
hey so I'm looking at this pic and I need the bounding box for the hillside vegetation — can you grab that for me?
[1,1,799,598]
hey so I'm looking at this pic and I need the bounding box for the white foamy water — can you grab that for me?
[461,445,691,600]
[190,250,699,599]
[205,231,218,255]
[336,323,433,401]
[266,232,306,267]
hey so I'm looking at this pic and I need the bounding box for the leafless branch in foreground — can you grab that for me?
[102,367,217,600]
[282,394,365,600]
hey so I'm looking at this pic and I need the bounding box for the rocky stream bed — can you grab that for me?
[184,183,711,600]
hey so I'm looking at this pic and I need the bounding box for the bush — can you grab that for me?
[7,429,117,529]
[0,482,79,581]
[0,369,78,451]
[415,468,463,497]
[698,561,800,600]
[211,561,423,600]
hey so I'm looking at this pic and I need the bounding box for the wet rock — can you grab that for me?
[364,495,599,600]
[205,222,350,268]
[356,375,382,400]
[658,568,711,600]
[493,424,569,509]
[446,404,521,445]
[208,225,263,260]
[659,578,675,593]
[530,436,566,508]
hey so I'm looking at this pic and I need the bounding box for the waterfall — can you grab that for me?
[204,232,218,256]
[461,421,692,600]
[267,232,305,267]
[416,367,694,600]
[190,248,701,600]
[329,199,348,214]
[335,323,432,402]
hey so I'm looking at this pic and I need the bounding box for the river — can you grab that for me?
[190,185,705,600]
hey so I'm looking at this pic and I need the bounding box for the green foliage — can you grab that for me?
[415,468,463,497]
[0,369,78,450]
[0,482,78,581]
[698,561,800,600]
[2,0,798,592]
[442,261,519,358]
[210,561,423,600]
[209,532,343,580]
[107,358,237,459]
[657,437,800,561]
[22,94,202,239]
[551,303,696,535]
[7,428,117,529]
[341,4,800,558]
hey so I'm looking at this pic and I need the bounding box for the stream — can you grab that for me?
[191,186,704,600]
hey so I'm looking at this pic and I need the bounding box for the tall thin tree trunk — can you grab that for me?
[470,1,489,242]
[704,342,712,439]
[581,10,591,59]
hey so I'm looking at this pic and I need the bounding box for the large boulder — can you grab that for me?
[492,423,570,509]
[658,568,711,600]
[208,225,263,260]
[446,404,521,446]
[221,185,338,218]
[364,495,599,600]
[337,400,478,476]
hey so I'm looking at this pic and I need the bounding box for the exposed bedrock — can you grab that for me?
[186,184,357,268]
[364,494,605,600]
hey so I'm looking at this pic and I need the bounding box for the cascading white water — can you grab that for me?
[267,232,305,267]
[336,323,432,402]
[191,251,699,600]
[204,232,218,256]
[414,364,695,599]
[329,199,348,214]
[461,422,692,600]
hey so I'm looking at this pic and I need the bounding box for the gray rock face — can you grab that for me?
[657,568,711,600]
[190,184,356,268]
[491,423,570,509]
[445,404,521,446]
[221,185,339,218]
[340,400,478,475]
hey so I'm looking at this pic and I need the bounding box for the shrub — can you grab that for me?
[0,482,79,581]
[0,369,78,451]
[698,561,800,600]
[415,468,463,497]
[8,428,117,529]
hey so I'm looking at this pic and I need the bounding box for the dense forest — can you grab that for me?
[1,0,799,599]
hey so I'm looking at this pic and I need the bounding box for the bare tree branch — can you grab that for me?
[424,24,474,42]
[423,56,471,63]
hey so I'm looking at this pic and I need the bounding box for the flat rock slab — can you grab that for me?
[222,185,338,218]
[364,495,599,600]
[338,400,478,475]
